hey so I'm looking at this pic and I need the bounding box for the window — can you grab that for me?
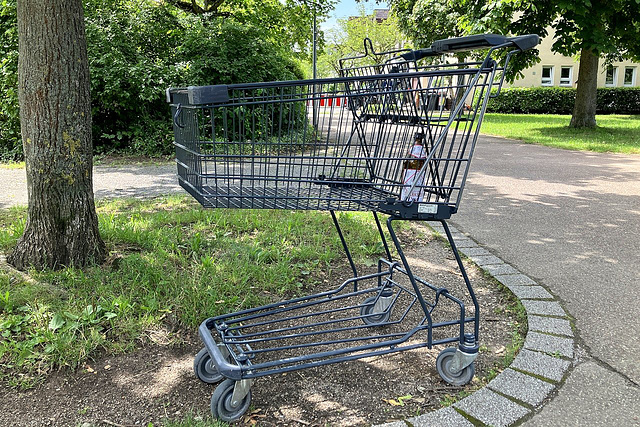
[560,66,573,86]
[541,66,554,86]
[605,66,618,87]
[624,67,637,87]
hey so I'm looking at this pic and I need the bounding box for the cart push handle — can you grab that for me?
[401,34,540,61]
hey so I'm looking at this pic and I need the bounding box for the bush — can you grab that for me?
[487,87,640,115]
[0,0,20,161]
[0,0,306,160]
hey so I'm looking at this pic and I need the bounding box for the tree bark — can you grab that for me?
[570,48,599,128]
[9,0,105,270]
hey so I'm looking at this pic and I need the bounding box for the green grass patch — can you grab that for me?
[485,281,527,383]
[481,114,640,154]
[0,195,391,388]
[0,161,25,169]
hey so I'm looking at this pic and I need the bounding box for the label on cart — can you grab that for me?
[417,204,438,214]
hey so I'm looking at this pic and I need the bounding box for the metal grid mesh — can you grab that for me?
[170,60,497,218]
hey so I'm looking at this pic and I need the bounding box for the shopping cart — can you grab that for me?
[167,33,539,422]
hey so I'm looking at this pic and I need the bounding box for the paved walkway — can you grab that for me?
[2,136,640,425]
[0,163,180,209]
[450,136,640,425]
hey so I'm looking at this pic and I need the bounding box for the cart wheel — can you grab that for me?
[210,379,252,422]
[360,296,391,325]
[194,348,223,384]
[436,348,475,386]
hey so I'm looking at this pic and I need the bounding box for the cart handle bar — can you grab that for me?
[401,34,539,61]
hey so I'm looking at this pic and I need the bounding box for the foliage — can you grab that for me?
[0,272,123,388]
[178,20,304,86]
[165,0,335,58]
[390,0,640,126]
[487,87,640,115]
[465,0,640,62]
[164,0,226,15]
[318,7,409,77]
[481,113,640,154]
[84,0,183,156]
[392,0,464,47]
[390,0,539,81]
[0,196,390,387]
[462,0,640,127]
[0,0,19,161]
[0,0,323,160]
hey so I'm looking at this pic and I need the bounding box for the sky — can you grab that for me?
[321,0,388,32]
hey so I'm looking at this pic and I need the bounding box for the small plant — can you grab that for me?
[440,389,472,407]
[383,394,413,407]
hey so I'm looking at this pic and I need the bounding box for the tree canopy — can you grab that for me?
[390,0,640,127]
[317,7,409,77]
[0,0,333,160]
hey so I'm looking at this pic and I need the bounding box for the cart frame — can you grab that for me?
[167,33,539,422]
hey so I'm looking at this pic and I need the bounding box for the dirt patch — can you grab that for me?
[0,228,517,426]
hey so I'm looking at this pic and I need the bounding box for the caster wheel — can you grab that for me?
[194,348,223,384]
[211,379,252,422]
[360,296,391,325]
[436,348,475,386]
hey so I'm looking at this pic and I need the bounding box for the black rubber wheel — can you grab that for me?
[436,348,475,386]
[193,347,223,384]
[360,296,391,326]
[210,379,252,422]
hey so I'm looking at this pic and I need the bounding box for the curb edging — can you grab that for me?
[375,223,574,427]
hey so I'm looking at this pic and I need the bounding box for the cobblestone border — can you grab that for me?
[375,223,574,427]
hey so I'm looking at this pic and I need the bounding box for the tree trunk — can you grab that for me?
[570,48,599,128]
[9,0,105,270]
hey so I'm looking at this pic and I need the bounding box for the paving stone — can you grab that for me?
[373,421,406,427]
[452,238,476,248]
[482,263,520,276]
[511,349,570,382]
[408,407,473,427]
[520,300,567,317]
[459,246,490,257]
[449,232,467,241]
[445,224,459,233]
[528,314,574,337]
[487,368,556,407]
[469,254,503,266]
[508,285,554,300]
[494,273,536,286]
[454,388,529,427]
[524,331,574,358]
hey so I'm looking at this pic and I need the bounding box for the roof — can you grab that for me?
[374,9,389,22]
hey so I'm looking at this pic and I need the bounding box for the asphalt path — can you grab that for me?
[450,135,640,425]
[0,163,180,209]
[1,135,639,424]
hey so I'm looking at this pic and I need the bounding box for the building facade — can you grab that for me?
[510,29,639,88]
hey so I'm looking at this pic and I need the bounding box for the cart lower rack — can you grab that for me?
[167,33,539,421]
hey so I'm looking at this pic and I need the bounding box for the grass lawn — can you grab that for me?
[0,196,402,388]
[0,154,172,169]
[0,161,25,169]
[481,114,640,154]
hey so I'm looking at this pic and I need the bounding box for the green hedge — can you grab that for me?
[487,87,640,115]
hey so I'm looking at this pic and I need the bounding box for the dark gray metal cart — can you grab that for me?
[167,33,538,422]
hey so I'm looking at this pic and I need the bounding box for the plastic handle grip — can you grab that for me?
[400,34,539,60]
